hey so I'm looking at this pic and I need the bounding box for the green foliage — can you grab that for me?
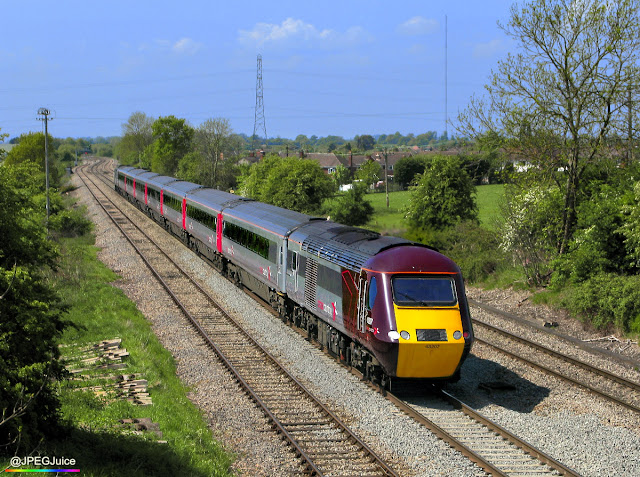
[91,143,113,157]
[404,155,478,230]
[151,116,194,176]
[49,206,93,237]
[355,134,375,151]
[322,183,374,226]
[4,132,60,188]
[0,163,68,453]
[355,159,382,189]
[552,185,630,285]
[500,184,563,285]
[239,155,335,214]
[393,156,427,188]
[561,274,640,333]
[332,164,351,187]
[619,181,640,266]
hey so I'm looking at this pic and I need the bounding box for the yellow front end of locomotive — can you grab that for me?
[394,305,466,378]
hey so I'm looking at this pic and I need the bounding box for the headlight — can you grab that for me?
[453,330,462,340]
[400,330,410,340]
[388,330,400,340]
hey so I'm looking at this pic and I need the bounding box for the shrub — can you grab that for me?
[49,207,93,237]
[562,273,640,333]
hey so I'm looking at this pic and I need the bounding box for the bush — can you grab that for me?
[404,155,478,230]
[562,273,640,333]
[322,183,373,226]
[49,206,93,237]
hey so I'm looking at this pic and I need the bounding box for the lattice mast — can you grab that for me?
[252,54,267,151]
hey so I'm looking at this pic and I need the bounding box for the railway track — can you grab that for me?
[77,160,398,477]
[470,305,640,415]
[86,158,584,476]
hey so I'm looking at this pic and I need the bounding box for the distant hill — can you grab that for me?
[0,143,14,153]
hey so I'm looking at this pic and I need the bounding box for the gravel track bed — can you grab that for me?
[76,165,640,476]
[469,299,640,387]
[467,287,640,363]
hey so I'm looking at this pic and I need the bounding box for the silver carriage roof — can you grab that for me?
[221,199,319,238]
[289,220,412,272]
[162,180,203,196]
[187,188,239,213]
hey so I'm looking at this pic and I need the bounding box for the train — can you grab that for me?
[114,165,474,387]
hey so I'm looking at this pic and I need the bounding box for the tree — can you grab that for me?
[404,155,478,230]
[0,163,66,452]
[332,164,352,187]
[355,134,375,151]
[238,156,334,214]
[394,156,427,188]
[457,0,640,254]
[356,159,382,189]
[118,111,154,164]
[4,132,60,188]
[151,116,194,176]
[322,182,373,226]
[195,118,234,187]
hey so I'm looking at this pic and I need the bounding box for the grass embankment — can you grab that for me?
[44,235,232,476]
[365,184,505,234]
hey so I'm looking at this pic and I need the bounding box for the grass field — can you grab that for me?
[38,235,233,476]
[364,184,505,234]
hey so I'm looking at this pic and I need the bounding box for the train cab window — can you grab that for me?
[391,276,457,307]
[367,276,377,310]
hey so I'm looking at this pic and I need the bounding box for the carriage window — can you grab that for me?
[391,276,457,307]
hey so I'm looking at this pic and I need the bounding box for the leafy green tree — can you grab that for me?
[4,132,60,187]
[457,0,640,254]
[404,155,477,230]
[332,164,352,187]
[118,111,154,165]
[394,156,427,188]
[239,156,334,214]
[195,118,234,187]
[356,159,382,189]
[500,184,563,285]
[322,182,373,226]
[0,163,67,452]
[355,134,375,151]
[151,116,194,176]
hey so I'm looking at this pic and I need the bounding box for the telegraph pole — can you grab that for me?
[384,148,389,208]
[37,108,52,224]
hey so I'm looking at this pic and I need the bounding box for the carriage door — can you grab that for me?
[356,274,368,333]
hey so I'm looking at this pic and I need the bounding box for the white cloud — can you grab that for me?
[238,18,372,49]
[397,16,439,36]
[473,38,506,58]
[137,38,202,55]
[172,38,202,55]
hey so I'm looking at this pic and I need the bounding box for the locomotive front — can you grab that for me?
[364,245,473,380]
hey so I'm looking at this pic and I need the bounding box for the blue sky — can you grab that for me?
[1,0,514,141]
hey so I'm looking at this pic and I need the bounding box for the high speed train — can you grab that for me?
[115,165,474,387]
